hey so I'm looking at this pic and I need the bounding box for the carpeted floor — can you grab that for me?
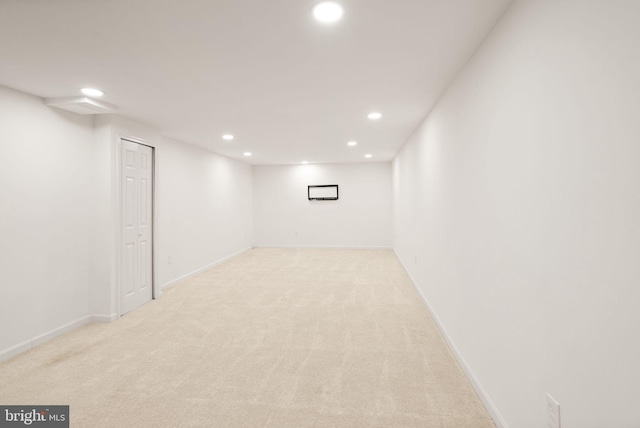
[0,248,494,427]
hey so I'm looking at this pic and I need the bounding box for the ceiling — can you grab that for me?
[0,0,511,165]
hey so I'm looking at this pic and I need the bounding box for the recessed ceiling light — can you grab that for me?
[347,141,357,147]
[222,134,234,141]
[243,152,252,157]
[312,1,344,23]
[81,88,104,97]
[365,154,373,158]
[302,161,309,164]
[367,112,382,120]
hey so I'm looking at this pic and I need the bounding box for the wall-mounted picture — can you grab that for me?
[308,184,339,200]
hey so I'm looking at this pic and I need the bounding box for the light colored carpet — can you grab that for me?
[0,248,494,427]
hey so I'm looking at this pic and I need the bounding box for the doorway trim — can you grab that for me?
[114,134,159,317]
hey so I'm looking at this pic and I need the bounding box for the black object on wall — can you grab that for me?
[308,185,339,200]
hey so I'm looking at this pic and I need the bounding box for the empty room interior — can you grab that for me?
[1,1,639,427]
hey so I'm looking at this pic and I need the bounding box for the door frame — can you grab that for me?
[114,135,158,317]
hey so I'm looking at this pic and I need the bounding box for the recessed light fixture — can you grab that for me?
[367,112,382,120]
[347,141,357,147]
[81,88,104,97]
[302,161,309,164]
[312,1,344,23]
[222,134,234,141]
[365,154,373,158]
[243,152,252,157]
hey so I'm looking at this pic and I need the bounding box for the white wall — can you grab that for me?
[392,2,640,427]
[155,136,253,288]
[254,163,391,248]
[1,86,254,359]
[90,116,255,315]
[0,85,94,356]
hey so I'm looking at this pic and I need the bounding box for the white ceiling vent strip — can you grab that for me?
[44,97,118,115]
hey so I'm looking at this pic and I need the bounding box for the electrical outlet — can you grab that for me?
[168,255,173,265]
[414,255,418,265]
[546,393,560,428]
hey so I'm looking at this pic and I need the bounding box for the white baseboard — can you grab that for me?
[393,250,508,428]
[31,315,93,348]
[252,244,393,250]
[1,314,94,363]
[91,313,118,323]
[160,247,252,291]
[0,313,119,363]
[0,341,31,363]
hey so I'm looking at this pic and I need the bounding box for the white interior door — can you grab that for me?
[121,139,153,315]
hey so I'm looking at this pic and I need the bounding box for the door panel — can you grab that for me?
[121,139,153,315]
[139,178,148,225]
[124,177,136,228]
[139,240,148,289]
[124,243,136,296]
